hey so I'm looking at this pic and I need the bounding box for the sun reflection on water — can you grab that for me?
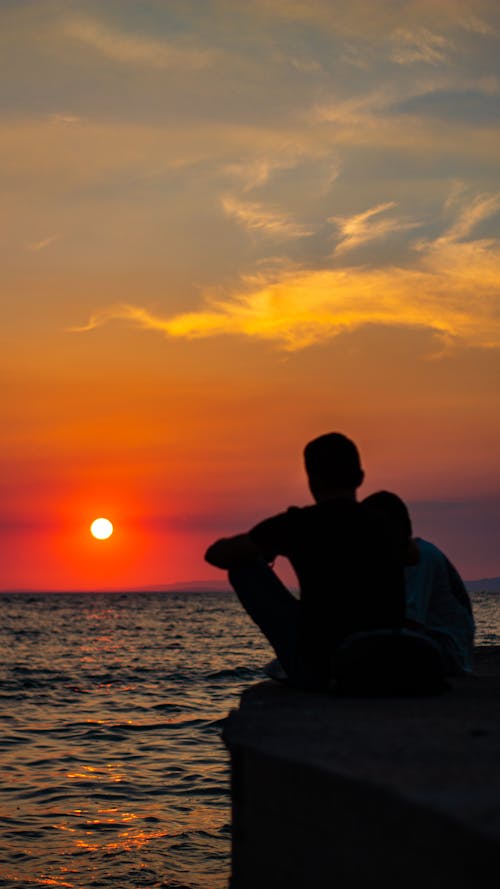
[74,825,171,854]
[66,762,125,782]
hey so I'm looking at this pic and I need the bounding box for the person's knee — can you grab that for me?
[228,558,270,590]
[228,565,246,590]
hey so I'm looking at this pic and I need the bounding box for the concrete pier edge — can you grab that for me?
[223,647,500,888]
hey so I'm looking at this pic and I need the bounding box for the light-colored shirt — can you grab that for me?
[405,538,475,674]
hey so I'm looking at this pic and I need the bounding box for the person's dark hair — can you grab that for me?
[304,432,364,491]
[363,491,413,542]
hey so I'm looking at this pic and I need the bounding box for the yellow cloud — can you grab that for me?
[73,226,500,352]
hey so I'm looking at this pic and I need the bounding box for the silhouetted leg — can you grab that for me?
[427,630,462,675]
[228,560,302,684]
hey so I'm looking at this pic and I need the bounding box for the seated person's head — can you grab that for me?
[304,432,364,500]
[362,490,412,546]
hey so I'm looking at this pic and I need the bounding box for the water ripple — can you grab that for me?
[0,591,272,889]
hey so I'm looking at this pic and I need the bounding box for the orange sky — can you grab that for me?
[1,1,500,588]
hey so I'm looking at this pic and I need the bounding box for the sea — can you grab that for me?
[0,589,499,889]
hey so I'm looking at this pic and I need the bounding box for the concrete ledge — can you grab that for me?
[223,647,500,888]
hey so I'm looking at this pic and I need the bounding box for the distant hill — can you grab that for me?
[147,578,500,594]
[466,578,500,594]
[131,580,231,593]
[0,580,231,595]
[3,577,499,595]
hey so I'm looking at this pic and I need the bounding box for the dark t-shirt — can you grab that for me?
[250,498,406,676]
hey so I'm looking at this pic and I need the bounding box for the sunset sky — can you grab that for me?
[1,0,499,590]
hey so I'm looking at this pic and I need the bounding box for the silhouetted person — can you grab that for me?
[363,491,475,674]
[205,433,406,689]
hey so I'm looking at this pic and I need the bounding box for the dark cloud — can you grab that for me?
[393,89,500,124]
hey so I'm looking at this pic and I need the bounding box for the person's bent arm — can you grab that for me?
[204,533,261,569]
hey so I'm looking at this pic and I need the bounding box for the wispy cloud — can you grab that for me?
[219,0,498,37]
[313,90,390,126]
[27,235,58,252]
[458,15,496,36]
[70,304,170,334]
[222,196,314,239]
[312,82,500,164]
[419,192,500,249]
[65,17,214,70]
[49,113,82,125]
[391,28,453,66]
[329,202,420,254]
[72,194,500,352]
[224,156,301,193]
[440,192,500,242]
[443,179,468,210]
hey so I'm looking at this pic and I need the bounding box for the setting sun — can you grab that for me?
[90,517,114,540]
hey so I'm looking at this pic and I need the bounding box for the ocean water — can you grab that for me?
[0,589,498,889]
[0,592,270,889]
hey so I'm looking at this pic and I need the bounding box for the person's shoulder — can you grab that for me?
[300,500,357,519]
[250,505,301,533]
[282,504,315,526]
[416,538,446,562]
[249,504,309,557]
[275,504,304,520]
[275,502,345,527]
